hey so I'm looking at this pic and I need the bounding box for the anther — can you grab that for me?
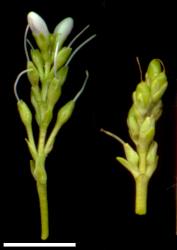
[73,70,89,102]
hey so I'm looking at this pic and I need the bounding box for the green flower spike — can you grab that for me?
[14,11,96,240]
[101,58,168,215]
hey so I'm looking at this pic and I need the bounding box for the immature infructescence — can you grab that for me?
[101,59,168,215]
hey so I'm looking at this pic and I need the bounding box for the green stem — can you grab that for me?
[36,181,49,240]
[45,123,61,155]
[35,127,49,239]
[26,126,37,156]
[38,128,47,153]
[135,174,149,215]
[138,149,147,174]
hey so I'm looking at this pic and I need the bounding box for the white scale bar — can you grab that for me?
[3,243,76,247]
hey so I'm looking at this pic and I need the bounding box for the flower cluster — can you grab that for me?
[15,11,95,240]
[16,12,96,159]
[125,59,168,177]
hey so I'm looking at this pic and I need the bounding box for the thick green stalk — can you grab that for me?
[138,149,147,174]
[135,146,148,214]
[16,12,95,240]
[38,128,47,153]
[35,127,49,240]
[36,181,49,240]
[135,174,149,215]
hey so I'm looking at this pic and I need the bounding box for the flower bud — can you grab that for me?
[28,12,49,55]
[31,85,41,103]
[47,78,62,109]
[56,65,68,86]
[150,71,168,102]
[17,100,32,128]
[151,72,166,94]
[56,100,75,128]
[151,100,162,121]
[27,61,39,85]
[146,141,159,177]
[55,47,72,70]
[146,59,161,82]
[127,106,139,142]
[131,100,144,125]
[123,143,139,167]
[30,49,44,78]
[27,11,49,37]
[146,141,158,166]
[40,106,53,129]
[139,116,155,147]
[54,17,74,45]
[135,81,151,112]
[47,66,68,109]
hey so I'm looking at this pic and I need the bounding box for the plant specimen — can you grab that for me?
[101,59,168,215]
[14,11,96,240]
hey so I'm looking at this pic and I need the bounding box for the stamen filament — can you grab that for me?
[14,69,33,101]
[73,70,89,102]
[24,24,30,61]
[66,34,96,66]
[53,41,60,78]
[68,24,90,47]
[136,57,143,81]
[27,39,34,50]
[100,128,126,146]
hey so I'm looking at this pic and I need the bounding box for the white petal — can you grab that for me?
[54,17,74,43]
[27,11,49,37]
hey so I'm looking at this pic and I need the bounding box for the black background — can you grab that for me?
[2,0,177,248]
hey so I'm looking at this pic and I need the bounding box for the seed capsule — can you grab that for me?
[146,59,161,82]
[55,47,72,70]
[27,61,39,85]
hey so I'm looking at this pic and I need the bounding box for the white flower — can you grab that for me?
[54,17,74,44]
[27,11,49,37]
